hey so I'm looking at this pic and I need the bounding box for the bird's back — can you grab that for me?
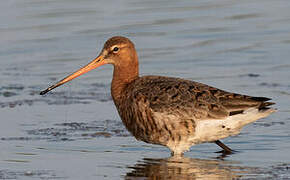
[127,75,274,118]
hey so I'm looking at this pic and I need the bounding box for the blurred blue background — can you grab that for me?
[0,0,289,179]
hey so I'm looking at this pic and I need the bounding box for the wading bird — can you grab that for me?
[40,36,275,156]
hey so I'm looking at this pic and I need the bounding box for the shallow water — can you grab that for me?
[1,0,290,179]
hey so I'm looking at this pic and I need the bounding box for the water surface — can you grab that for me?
[1,0,290,179]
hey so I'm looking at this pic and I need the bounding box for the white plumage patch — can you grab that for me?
[190,108,276,144]
[161,107,276,155]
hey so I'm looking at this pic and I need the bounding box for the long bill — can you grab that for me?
[40,55,105,95]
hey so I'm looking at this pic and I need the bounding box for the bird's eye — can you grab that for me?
[113,47,119,53]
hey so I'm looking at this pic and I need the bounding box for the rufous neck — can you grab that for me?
[111,60,139,104]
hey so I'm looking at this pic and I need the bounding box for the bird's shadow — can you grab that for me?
[124,152,256,180]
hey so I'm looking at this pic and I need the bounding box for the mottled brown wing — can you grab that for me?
[130,76,274,120]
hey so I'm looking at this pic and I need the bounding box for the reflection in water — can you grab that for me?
[125,156,255,180]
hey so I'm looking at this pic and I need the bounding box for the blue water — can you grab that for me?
[0,0,290,179]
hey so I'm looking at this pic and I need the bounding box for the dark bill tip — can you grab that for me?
[40,88,50,95]
[40,85,57,95]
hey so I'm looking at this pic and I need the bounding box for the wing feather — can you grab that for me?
[130,76,274,120]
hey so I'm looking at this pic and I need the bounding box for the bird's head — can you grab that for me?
[40,36,138,95]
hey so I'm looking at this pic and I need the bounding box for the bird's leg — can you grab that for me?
[170,150,184,157]
[215,140,233,153]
